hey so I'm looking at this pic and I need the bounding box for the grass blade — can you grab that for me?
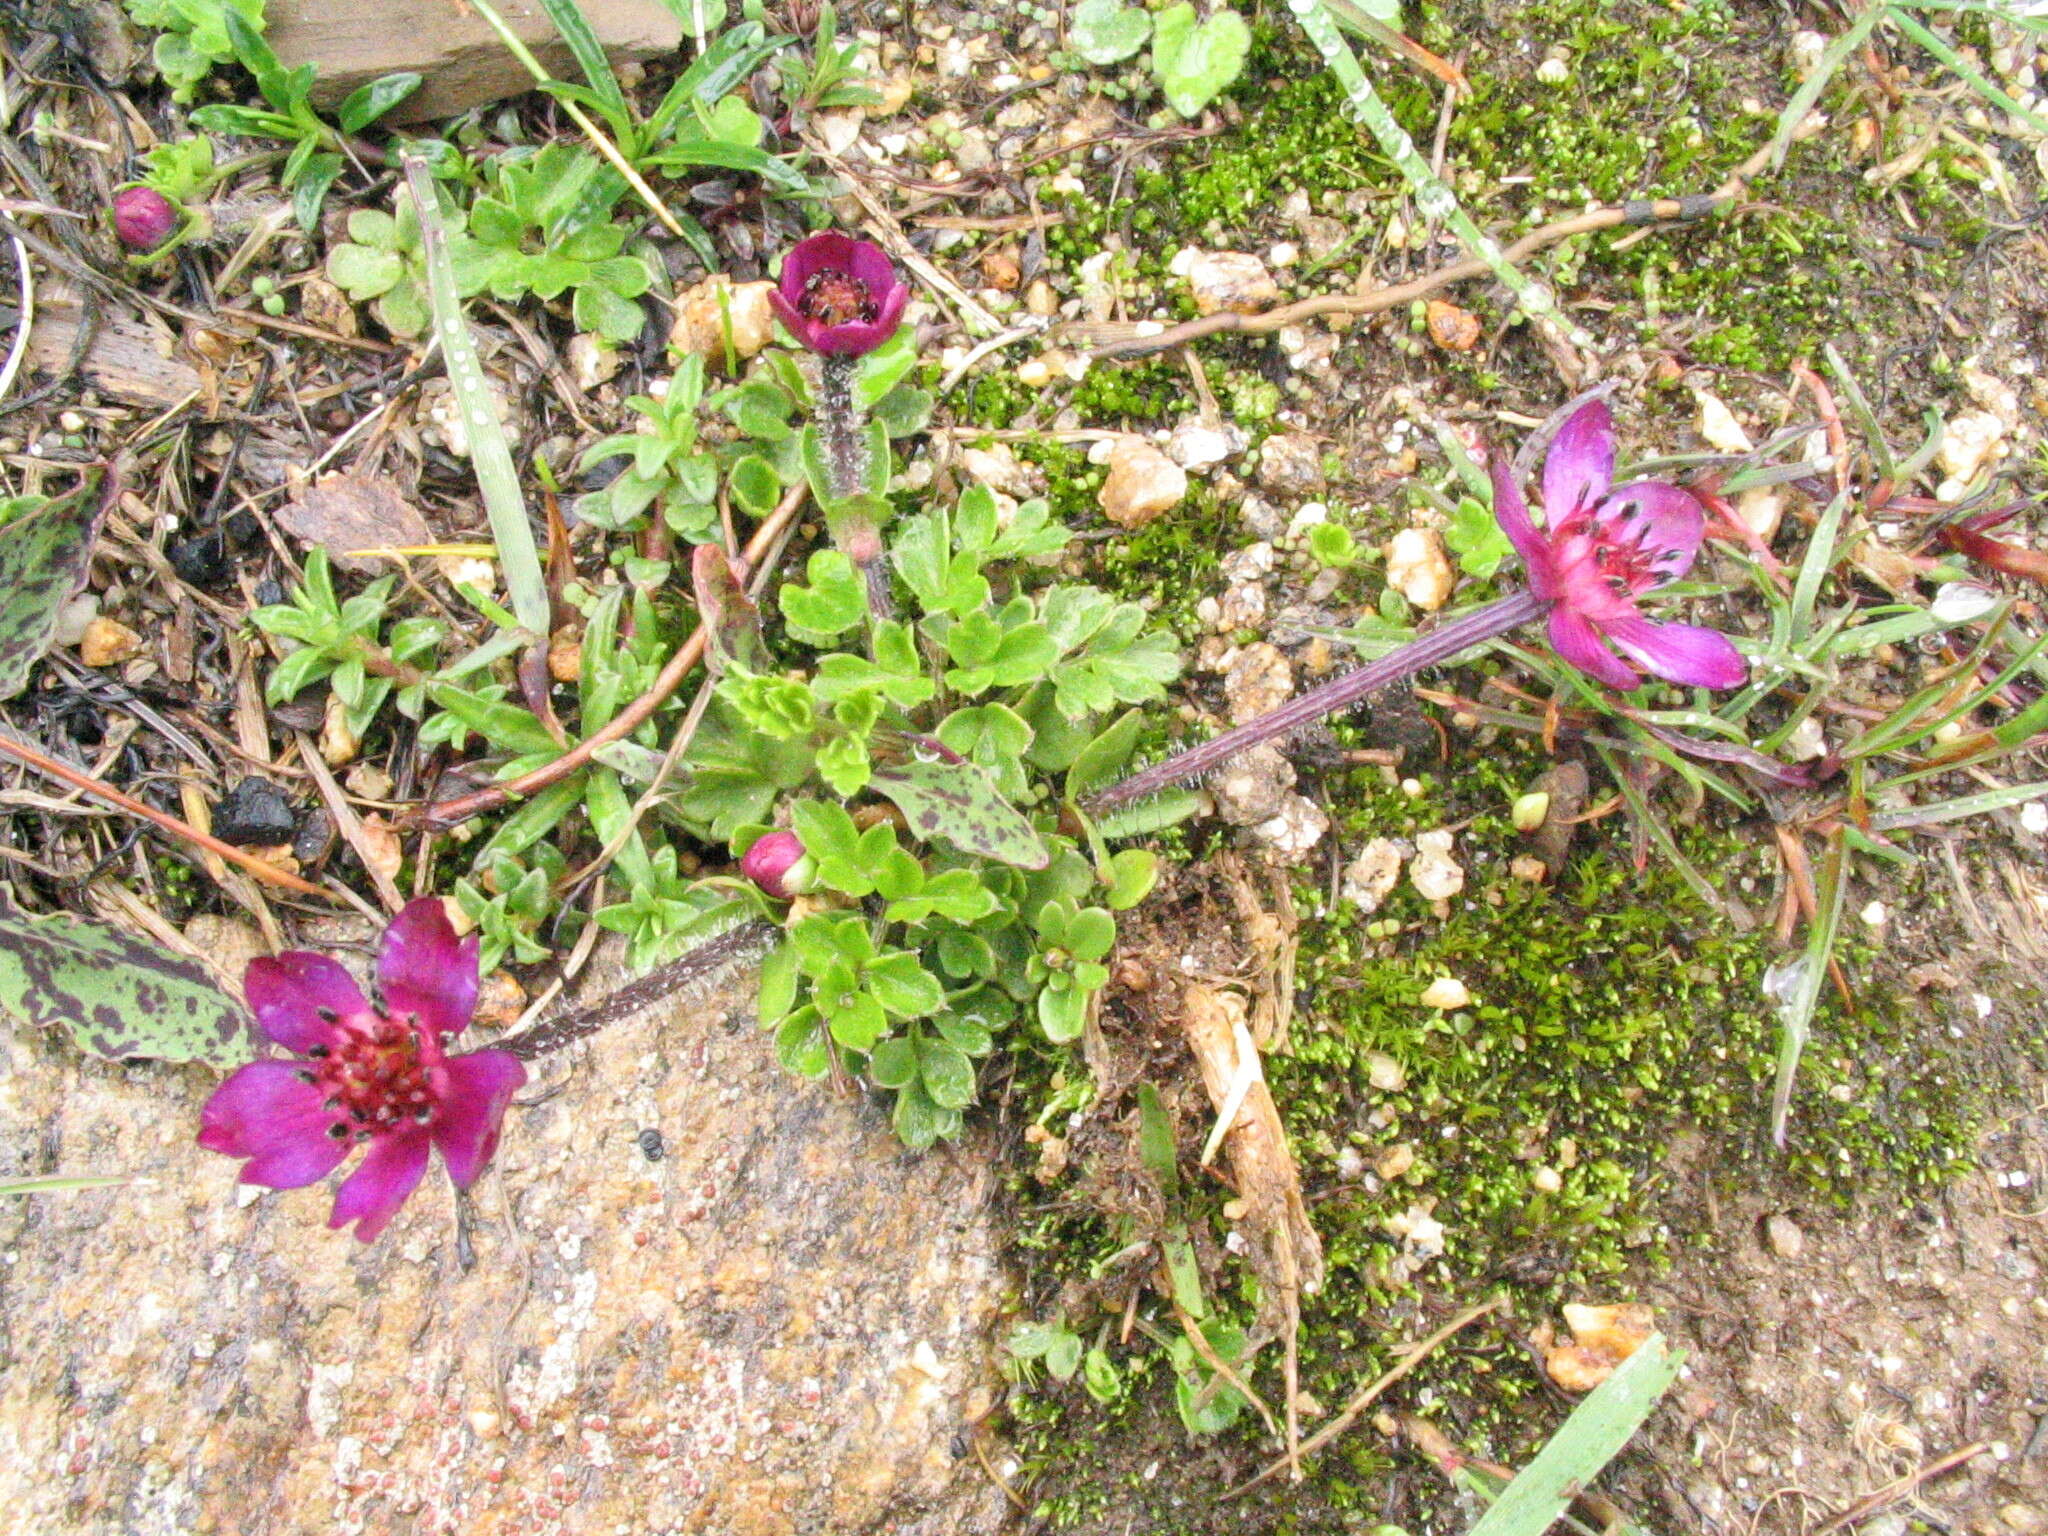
[536,0,629,122]
[1465,1333,1683,1536]
[403,158,552,647]
[1766,10,1881,170]
[1768,826,1848,1147]
[1,1173,134,1196]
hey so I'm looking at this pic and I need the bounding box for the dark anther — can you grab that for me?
[307,1044,331,1058]
[326,1122,350,1140]
[295,1068,317,1084]
[414,1107,434,1124]
[315,1007,339,1023]
[638,1127,665,1162]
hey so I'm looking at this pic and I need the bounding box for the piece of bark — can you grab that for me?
[268,0,685,125]
[274,469,433,572]
[24,297,203,410]
[1181,983,1325,1309]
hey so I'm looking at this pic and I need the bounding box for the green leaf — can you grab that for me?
[0,474,103,700]
[869,1034,918,1089]
[337,71,421,133]
[0,896,257,1065]
[885,868,999,926]
[728,454,782,517]
[325,242,404,300]
[779,549,867,642]
[1102,848,1159,910]
[1038,981,1089,1043]
[1465,1335,1683,1536]
[1065,709,1143,803]
[1070,0,1152,64]
[1446,494,1512,579]
[915,1033,976,1109]
[825,990,887,1051]
[867,951,943,1019]
[537,0,630,119]
[870,758,1049,869]
[1151,1,1250,117]
[427,684,561,755]
[891,1079,960,1149]
[776,1008,830,1078]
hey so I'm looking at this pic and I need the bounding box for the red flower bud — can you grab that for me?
[740,830,809,899]
[113,186,178,252]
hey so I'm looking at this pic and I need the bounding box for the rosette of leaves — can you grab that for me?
[187,9,419,229]
[252,549,444,740]
[449,143,653,344]
[718,483,1187,1146]
[124,0,264,101]
[575,356,723,539]
[324,189,461,339]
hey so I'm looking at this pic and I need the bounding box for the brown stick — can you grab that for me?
[1085,145,1778,362]
[418,483,809,831]
[0,729,335,900]
[1227,1296,1506,1498]
[1813,1442,1988,1534]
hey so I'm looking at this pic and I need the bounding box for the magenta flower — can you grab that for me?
[1490,399,1746,691]
[768,231,908,357]
[113,186,178,252]
[740,829,810,900]
[198,899,526,1242]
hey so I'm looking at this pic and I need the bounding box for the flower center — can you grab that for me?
[800,269,877,328]
[1553,513,1664,601]
[307,1009,440,1142]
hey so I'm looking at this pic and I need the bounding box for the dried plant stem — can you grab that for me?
[497,919,776,1059]
[1086,590,1547,813]
[1228,1296,1507,1498]
[1084,142,1777,363]
[420,482,809,830]
[0,728,334,900]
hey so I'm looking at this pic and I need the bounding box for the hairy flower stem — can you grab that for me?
[816,355,894,624]
[496,920,777,1060]
[1085,589,1548,813]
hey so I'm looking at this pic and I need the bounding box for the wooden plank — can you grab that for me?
[23,298,203,411]
[267,0,685,125]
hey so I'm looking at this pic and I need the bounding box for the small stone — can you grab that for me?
[959,442,1036,497]
[1166,419,1242,472]
[473,968,526,1031]
[1375,1142,1415,1179]
[1419,977,1470,1009]
[1763,1212,1805,1260]
[1342,838,1408,913]
[1210,742,1295,826]
[1255,432,1325,496]
[1734,487,1783,542]
[1023,280,1058,317]
[548,631,583,683]
[1937,408,2005,487]
[213,778,297,846]
[1098,437,1187,529]
[1509,855,1550,884]
[1365,1051,1405,1092]
[1385,527,1454,611]
[77,616,143,667]
[1383,1202,1445,1257]
[1253,794,1328,856]
[182,914,268,985]
[1693,389,1754,453]
[980,247,1021,291]
[1223,643,1293,725]
[668,276,778,365]
[565,334,621,391]
[1425,300,1482,351]
[1531,1165,1562,1194]
[1545,1303,1654,1391]
[1407,829,1464,902]
[1182,249,1281,317]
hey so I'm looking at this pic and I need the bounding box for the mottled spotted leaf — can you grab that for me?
[871,758,1050,870]
[0,470,110,700]
[0,897,257,1065]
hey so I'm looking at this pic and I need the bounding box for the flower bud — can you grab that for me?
[113,186,178,252]
[740,830,810,900]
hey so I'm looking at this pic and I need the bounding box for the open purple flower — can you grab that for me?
[198,899,525,1242]
[1490,398,1746,691]
[768,231,908,357]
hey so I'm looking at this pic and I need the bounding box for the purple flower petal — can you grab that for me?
[328,1128,432,1242]
[244,954,363,1052]
[432,1050,527,1188]
[240,1131,353,1192]
[1548,604,1642,690]
[767,284,816,350]
[378,898,478,1037]
[198,1060,333,1161]
[1597,480,1708,587]
[1603,616,1748,689]
[1489,455,1559,596]
[780,230,862,291]
[1542,399,1615,522]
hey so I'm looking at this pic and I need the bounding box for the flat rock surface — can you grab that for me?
[0,950,1010,1535]
[269,0,683,124]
